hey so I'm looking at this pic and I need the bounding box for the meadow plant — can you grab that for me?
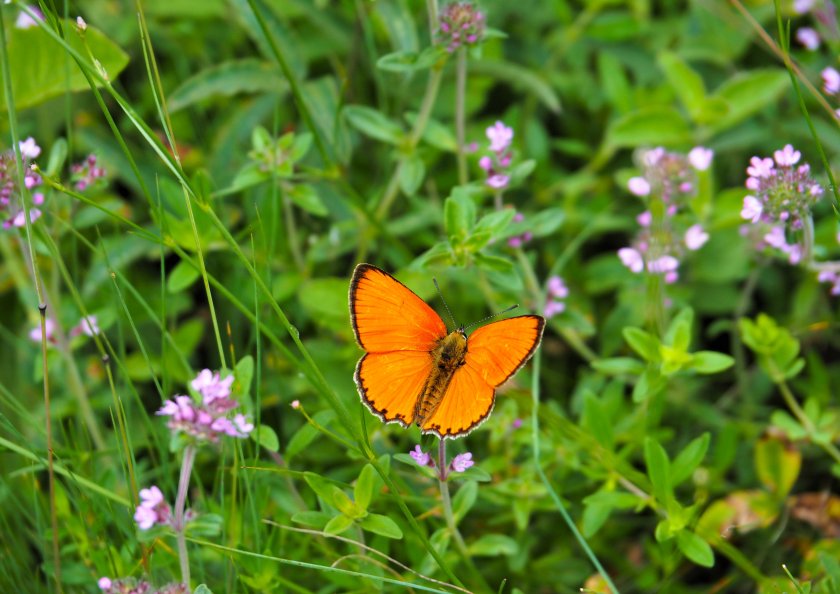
[5,2,840,593]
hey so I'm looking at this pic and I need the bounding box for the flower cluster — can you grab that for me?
[409,445,475,474]
[157,369,254,443]
[133,486,172,530]
[71,154,107,190]
[543,276,569,318]
[817,270,840,295]
[28,315,101,344]
[98,577,187,594]
[436,2,485,53]
[479,121,514,190]
[1,138,45,230]
[822,66,840,118]
[793,0,839,55]
[618,147,713,283]
[507,211,532,248]
[739,144,823,264]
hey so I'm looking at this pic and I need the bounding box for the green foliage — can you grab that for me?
[2,0,840,592]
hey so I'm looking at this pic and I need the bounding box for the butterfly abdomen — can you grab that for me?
[413,330,467,426]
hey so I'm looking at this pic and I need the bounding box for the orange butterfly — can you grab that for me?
[349,263,545,439]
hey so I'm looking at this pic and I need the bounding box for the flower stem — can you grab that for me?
[455,48,469,185]
[174,444,197,588]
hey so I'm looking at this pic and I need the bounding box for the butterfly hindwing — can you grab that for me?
[420,315,545,438]
[350,264,448,353]
[462,315,545,387]
[355,350,433,427]
[420,359,495,438]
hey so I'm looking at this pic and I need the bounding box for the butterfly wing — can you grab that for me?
[420,315,545,438]
[355,351,431,427]
[462,315,545,387]
[350,263,447,353]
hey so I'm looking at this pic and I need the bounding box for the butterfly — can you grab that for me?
[349,263,545,439]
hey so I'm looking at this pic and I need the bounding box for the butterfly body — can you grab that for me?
[414,329,467,426]
[350,263,545,439]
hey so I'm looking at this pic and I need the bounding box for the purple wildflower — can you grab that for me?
[478,121,516,190]
[410,445,434,468]
[688,147,714,171]
[450,452,474,473]
[157,369,252,442]
[684,224,709,250]
[70,154,107,191]
[795,27,820,50]
[70,315,100,337]
[134,486,171,530]
[822,67,840,95]
[0,141,46,229]
[486,121,513,152]
[628,176,651,196]
[29,318,56,344]
[436,2,485,52]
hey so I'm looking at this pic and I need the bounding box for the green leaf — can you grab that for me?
[468,534,519,557]
[354,464,378,512]
[330,487,360,518]
[582,393,614,450]
[709,69,789,131]
[444,191,476,241]
[474,209,515,239]
[658,51,706,118]
[298,278,348,325]
[359,513,403,539]
[3,20,129,110]
[632,366,667,403]
[167,260,200,293]
[287,184,328,217]
[303,472,341,503]
[755,436,801,497]
[45,138,68,176]
[676,530,714,567]
[670,433,710,487]
[644,437,673,508]
[665,308,694,351]
[472,59,561,113]
[582,501,613,537]
[689,351,735,374]
[234,355,254,397]
[168,59,286,112]
[290,511,330,529]
[591,357,646,376]
[399,156,426,196]
[343,105,404,145]
[623,327,662,362]
[377,47,442,72]
[524,208,565,238]
[324,514,354,535]
[193,585,214,594]
[473,253,515,273]
[251,425,279,453]
[452,481,478,524]
[605,106,691,148]
[597,51,633,113]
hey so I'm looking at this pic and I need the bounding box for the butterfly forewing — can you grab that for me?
[350,264,447,353]
[421,360,495,438]
[463,315,545,387]
[355,351,433,427]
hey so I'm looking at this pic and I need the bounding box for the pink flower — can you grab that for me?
[71,315,100,337]
[688,147,714,171]
[764,226,788,249]
[486,174,510,189]
[822,67,840,95]
[231,413,254,437]
[747,157,774,179]
[618,247,644,273]
[628,176,651,196]
[543,300,566,318]
[410,445,433,467]
[741,195,763,223]
[191,369,234,404]
[746,176,760,191]
[134,485,170,530]
[450,452,474,473]
[76,16,87,31]
[18,137,41,159]
[684,224,709,250]
[15,7,43,29]
[97,577,112,591]
[636,210,652,227]
[794,0,814,12]
[773,144,801,167]
[291,399,300,409]
[647,255,679,274]
[795,27,820,50]
[547,276,568,299]
[486,121,513,152]
[4,207,42,229]
[478,156,492,171]
[29,318,56,343]
[643,147,665,166]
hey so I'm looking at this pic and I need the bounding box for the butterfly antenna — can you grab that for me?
[433,277,459,330]
[463,304,519,332]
